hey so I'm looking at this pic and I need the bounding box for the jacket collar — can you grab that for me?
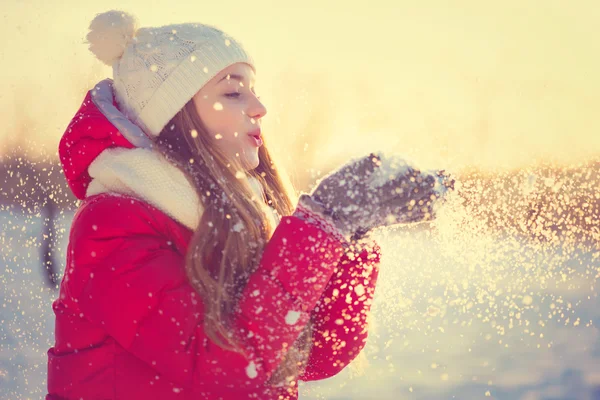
[86,146,280,232]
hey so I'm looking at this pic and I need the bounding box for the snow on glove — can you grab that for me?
[296,152,453,241]
[366,160,454,233]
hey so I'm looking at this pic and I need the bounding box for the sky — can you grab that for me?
[0,0,599,172]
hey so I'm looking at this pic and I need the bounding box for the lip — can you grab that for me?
[247,128,263,147]
[247,128,261,138]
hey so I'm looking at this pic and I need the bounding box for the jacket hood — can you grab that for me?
[59,79,154,200]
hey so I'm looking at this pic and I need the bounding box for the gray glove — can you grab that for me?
[299,152,453,240]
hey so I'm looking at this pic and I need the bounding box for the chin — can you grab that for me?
[242,156,260,171]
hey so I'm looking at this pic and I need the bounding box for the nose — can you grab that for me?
[248,96,267,121]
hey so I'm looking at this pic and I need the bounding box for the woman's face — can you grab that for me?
[192,62,267,170]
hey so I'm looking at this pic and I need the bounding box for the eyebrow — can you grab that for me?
[217,74,254,86]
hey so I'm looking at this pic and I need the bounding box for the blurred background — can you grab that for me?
[1,0,600,399]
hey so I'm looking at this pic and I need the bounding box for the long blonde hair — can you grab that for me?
[153,99,313,386]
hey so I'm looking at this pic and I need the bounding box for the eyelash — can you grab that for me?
[225,92,261,100]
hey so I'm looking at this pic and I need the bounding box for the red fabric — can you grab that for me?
[47,87,381,399]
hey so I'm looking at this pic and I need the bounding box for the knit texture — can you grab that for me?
[292,195,349,244]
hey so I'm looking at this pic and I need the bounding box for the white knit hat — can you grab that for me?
[86,10,255,137]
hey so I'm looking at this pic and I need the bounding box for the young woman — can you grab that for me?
[47,10,452,400]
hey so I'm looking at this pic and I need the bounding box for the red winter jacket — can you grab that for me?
[47,79,381,399]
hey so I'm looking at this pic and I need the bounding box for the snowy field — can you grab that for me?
[1,206,599,400]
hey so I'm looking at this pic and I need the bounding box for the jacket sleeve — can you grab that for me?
[68,195,344,392]
[299,239,381,381]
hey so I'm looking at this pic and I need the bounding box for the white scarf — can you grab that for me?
[86,146,280,232]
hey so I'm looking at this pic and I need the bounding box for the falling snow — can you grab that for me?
[232,221,244,232]
[246,361,258,379]
[284,310,301,325]
[2,150,600,399]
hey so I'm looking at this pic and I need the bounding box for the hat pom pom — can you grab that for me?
[86,10,138,66]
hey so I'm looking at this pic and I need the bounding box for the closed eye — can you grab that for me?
[225,92,261,100]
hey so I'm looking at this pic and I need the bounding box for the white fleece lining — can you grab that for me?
[86,146,279,232]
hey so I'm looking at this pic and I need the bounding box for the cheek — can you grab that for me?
[213,121,246,154]
[224,117,248,143]
[210,107,244,134]
[217,133,240,149]
[194,99,246,149]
